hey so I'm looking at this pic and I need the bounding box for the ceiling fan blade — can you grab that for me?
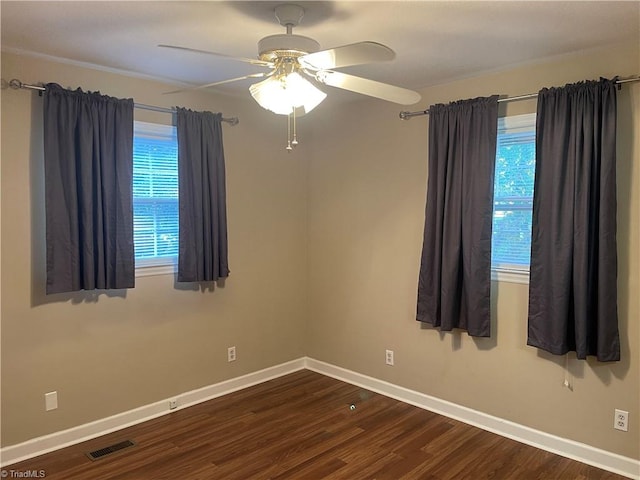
[316,71,421,105]
[300,41,395,70]
[158,44,272,68]
[164,73,270,94]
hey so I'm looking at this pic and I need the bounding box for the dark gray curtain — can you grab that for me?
[43,83,134,294]
[416,96,499,337]
[176,108,229,282]
[528,79,619,361]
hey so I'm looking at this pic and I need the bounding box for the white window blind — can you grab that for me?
[133,121,178,268]
[491,113,536,275]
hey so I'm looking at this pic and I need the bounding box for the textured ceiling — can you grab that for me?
[2,1,638,104]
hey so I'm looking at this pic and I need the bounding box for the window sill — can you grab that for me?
[135,261,176,278]
[491,268,529,285]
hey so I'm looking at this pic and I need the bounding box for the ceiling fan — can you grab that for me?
[160,3,422,149]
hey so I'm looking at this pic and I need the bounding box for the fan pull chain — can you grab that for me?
[291,108,299,147]
[285,108,300,152]
[286,111,293,152]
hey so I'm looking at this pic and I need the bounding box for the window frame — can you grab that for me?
[491,112,536,284]
[133,120,179,277]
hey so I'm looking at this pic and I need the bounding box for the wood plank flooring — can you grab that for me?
[4,370,628,479]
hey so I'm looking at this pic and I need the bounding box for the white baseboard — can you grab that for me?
[2,356,638,479]
[0,358,306,467]
[305,357,640,480]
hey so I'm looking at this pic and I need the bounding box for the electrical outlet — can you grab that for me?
[169,399,178,410]
[614,409,629,431]
[385,349,394,366]
[228,346,237,362]
[45,391,58,411]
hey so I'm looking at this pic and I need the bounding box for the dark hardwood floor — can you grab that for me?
[4,370,628,479]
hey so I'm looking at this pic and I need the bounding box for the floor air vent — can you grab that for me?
[86,440,136,460]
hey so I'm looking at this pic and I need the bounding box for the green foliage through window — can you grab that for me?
[491,113,536,271]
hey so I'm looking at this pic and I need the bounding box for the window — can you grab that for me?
[133,121,178,273]
[491,113,536,281]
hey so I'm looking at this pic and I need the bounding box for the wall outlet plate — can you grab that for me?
[169,399,178,410]
[614,409,629,431]
[228,346,237,362]
[45,391,58,411]
[385,349,394,366]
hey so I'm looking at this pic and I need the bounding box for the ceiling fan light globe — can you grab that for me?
[249,73,326,116]
[250,76,293,115]
[285,72,327,113]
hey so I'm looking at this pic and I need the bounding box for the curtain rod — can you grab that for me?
[5,78,240,126]
[398,75,640,120]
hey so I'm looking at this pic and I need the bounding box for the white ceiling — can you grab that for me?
[2,1,639,104]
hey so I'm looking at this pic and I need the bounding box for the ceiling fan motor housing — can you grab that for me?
[258,34,321,61]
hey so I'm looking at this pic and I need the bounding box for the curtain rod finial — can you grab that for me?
[8,78,23,90]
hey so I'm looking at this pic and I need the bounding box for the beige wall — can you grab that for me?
[2,40,639,462]
[307,42,640,460]
[1,52,309,446]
